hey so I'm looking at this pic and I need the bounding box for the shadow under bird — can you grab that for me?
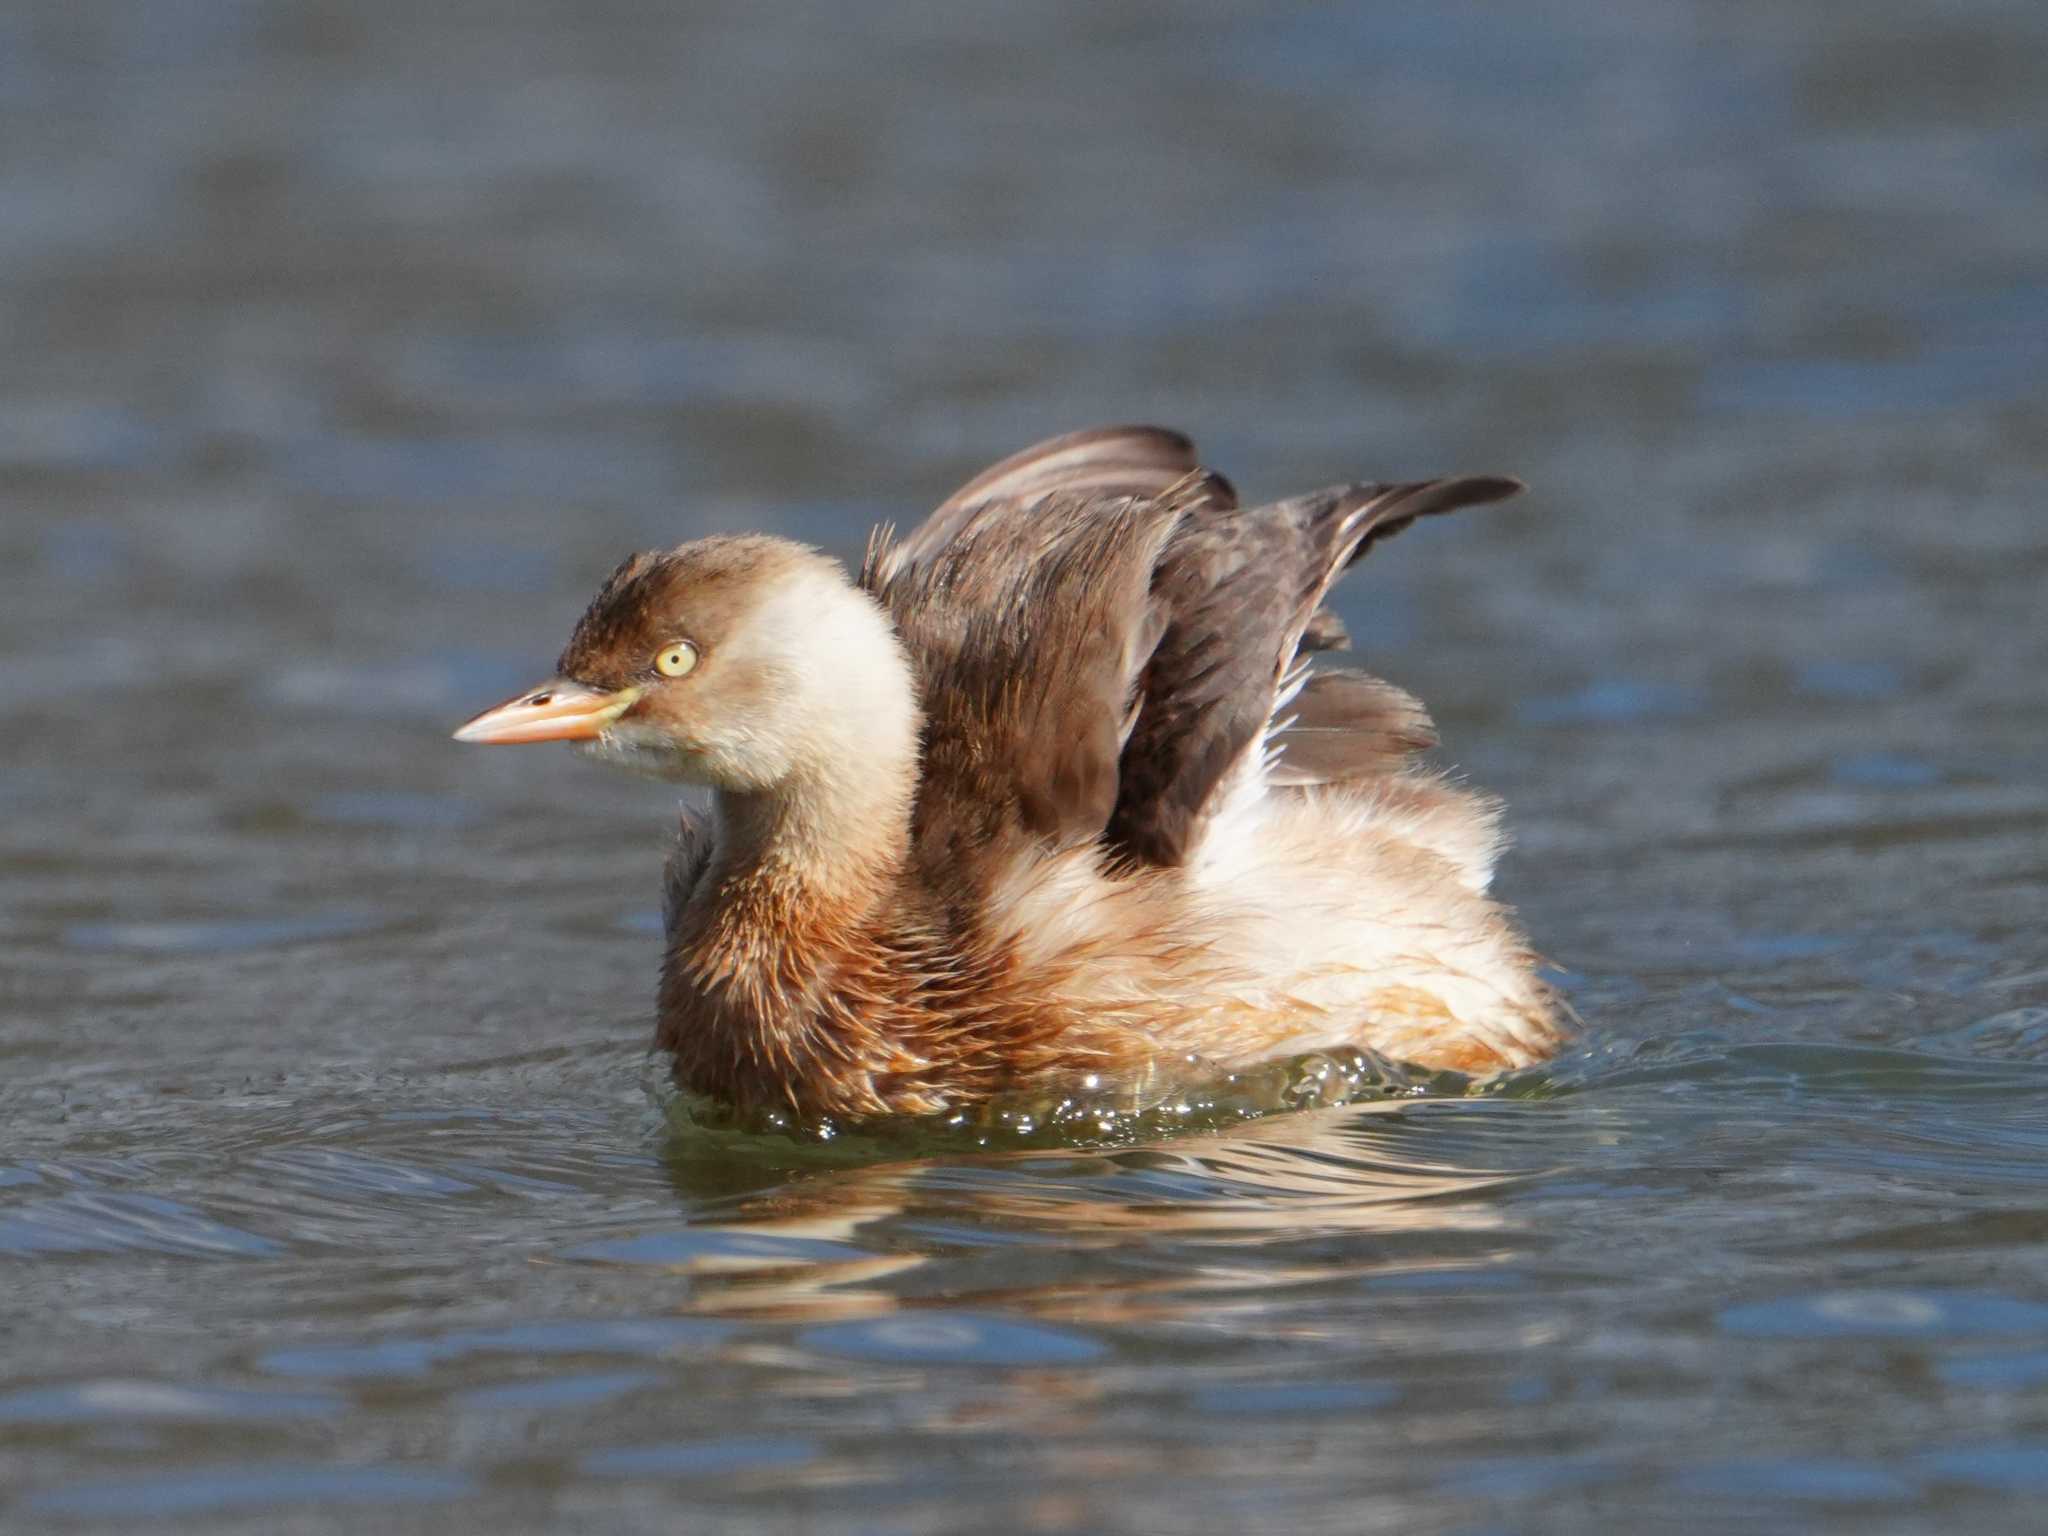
[455,426,1564,1122]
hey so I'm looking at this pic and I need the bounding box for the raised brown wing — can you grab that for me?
[1106,475,1523,867]
[865,489,1182,886]
[870,425,1232,590]
[869,425,1522,881]
[862,427,1237,884]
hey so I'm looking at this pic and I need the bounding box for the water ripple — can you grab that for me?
[62,912,384,954]
[0,1192,283,1260]
[797,1313,1106,1367]
[257,1319,731,1382]
[0,1381,340,1425]
[23,1465,475,1520]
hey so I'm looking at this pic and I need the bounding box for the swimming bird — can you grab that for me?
[454,426,1562,1122]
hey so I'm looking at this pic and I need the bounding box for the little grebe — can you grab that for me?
[455,426,1563,1120]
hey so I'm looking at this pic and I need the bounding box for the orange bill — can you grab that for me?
[452,681,643,745]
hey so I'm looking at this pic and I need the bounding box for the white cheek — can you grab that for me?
[580,716,790,790]
[734,573,921,764]
[576,721,697,782]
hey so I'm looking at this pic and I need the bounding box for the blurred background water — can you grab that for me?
[2,1,2046,1530]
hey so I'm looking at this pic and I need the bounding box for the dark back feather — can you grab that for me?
[1266,671,1439,787]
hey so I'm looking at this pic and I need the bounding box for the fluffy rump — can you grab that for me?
[974,766,1560,1076]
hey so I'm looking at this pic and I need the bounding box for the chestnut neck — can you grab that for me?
[705,760,914,928]
[674,655,925,1013]
[661,569,926,1078]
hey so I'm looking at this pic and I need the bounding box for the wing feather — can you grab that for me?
[1106,475,1523,867]
[864,489,1181,886]
[864,425,1523,883]
[868,425,1232,589]
[1266,670,1439,787]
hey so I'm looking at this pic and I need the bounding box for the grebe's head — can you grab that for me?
[453,535,917,792]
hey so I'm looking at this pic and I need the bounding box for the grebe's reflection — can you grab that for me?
[599,1098,1554,1326]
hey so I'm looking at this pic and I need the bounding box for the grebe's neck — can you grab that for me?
[706,756,914,923]
[673,573,923,971]
[656,681,922,1115]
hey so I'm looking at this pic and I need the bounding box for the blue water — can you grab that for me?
[2,1,2046,1531]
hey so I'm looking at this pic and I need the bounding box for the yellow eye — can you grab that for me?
[653,641,698,678]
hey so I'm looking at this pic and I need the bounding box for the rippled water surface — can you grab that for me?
[4,2,2047,1530]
